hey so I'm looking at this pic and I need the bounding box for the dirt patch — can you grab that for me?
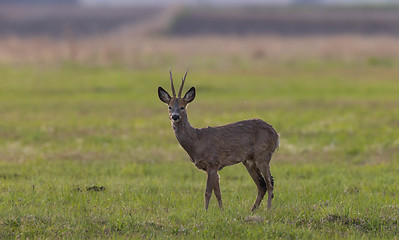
[323,214,366,226]
[75,185,106,192]
[245,215,266,223]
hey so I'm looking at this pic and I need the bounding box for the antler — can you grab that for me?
[169,68,176,98]
[178,69,188,98]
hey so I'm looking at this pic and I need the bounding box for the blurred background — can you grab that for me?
[1,0,399,68]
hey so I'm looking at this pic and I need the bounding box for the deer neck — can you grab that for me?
[172,117,198,157]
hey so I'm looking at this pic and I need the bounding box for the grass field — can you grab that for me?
[0,59,398,239]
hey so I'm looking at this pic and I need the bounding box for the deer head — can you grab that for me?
[158,69,195,123]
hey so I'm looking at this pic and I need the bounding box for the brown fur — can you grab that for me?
[158,71,279,211]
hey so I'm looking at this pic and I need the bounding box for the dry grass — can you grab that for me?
[1,33,399,68]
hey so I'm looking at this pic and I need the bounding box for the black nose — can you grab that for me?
[171,115,180,121]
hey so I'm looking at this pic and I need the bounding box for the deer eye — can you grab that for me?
[180,107,185,110]
[168,106,172,110]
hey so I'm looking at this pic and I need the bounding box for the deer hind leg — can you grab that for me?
[243,160,267,211]
[256,153,274,210]
[205,168,219,210]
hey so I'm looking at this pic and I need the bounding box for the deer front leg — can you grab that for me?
[213,173,223,208]
[205,168,219,210]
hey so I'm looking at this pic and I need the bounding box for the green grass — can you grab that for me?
[0,62,398,239]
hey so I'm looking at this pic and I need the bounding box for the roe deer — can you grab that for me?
[158,70,279,211]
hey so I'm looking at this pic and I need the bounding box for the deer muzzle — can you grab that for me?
[171,114,180,122]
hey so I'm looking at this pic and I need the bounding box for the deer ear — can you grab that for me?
[183,87,196,103]
[158,87,171,104]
